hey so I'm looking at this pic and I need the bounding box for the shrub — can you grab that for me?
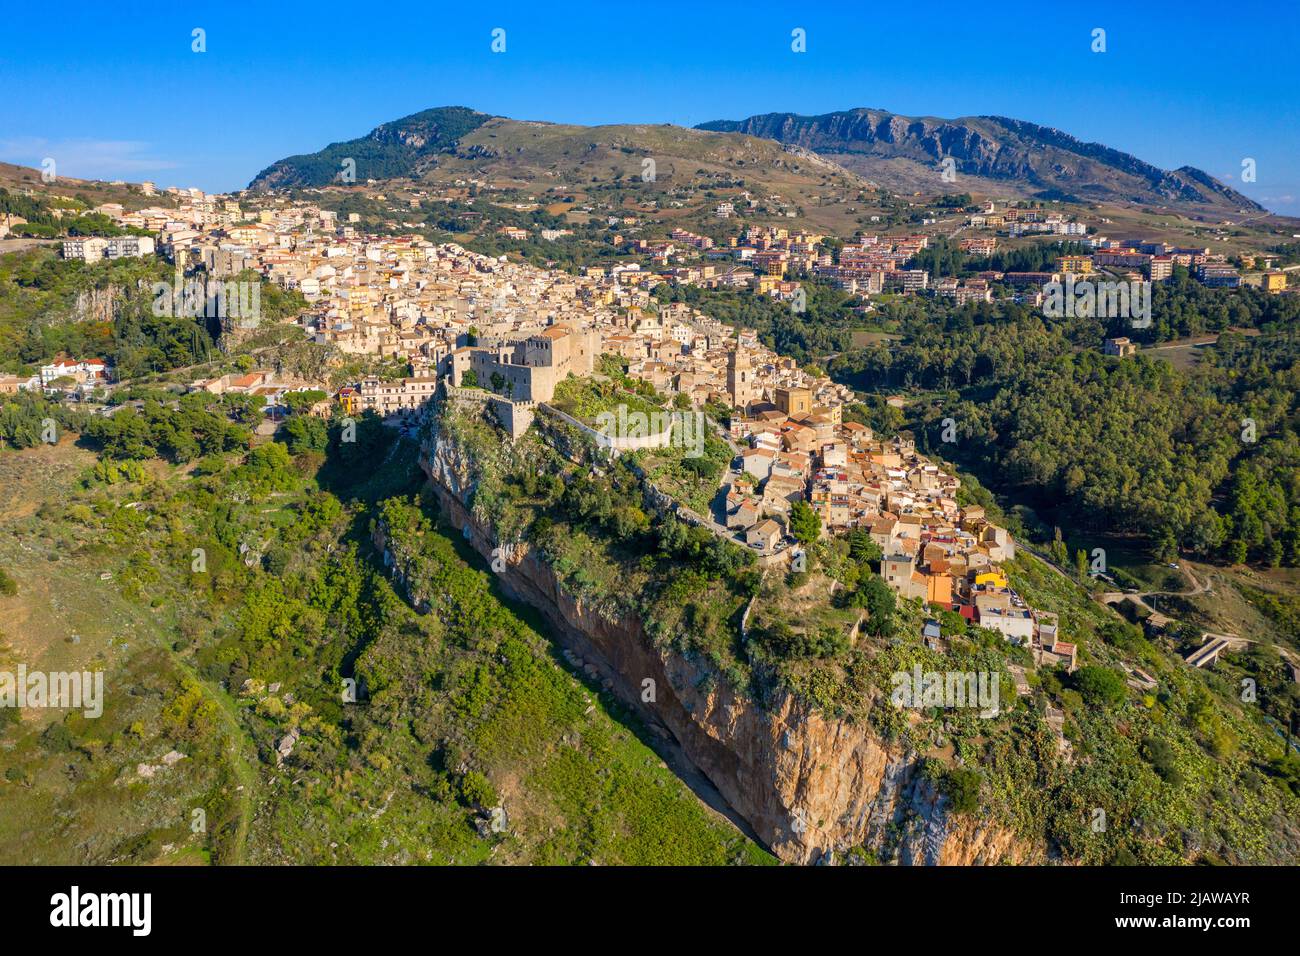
[1074,666,1127,709]
[942,766,982,815]
[39,721,74,753]
[459,770,497,809]
[1141,736,1183,786]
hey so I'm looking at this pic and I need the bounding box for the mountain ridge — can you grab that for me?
[696,108,1261,213]
[247,105,1261,218]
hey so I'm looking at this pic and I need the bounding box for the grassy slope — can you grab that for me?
[0,430,772,865]
[0,442,247,864]
[0,162,177,212]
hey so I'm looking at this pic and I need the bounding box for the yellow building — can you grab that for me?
[1056,256,1093,275]
[775,386,812,419]
[1263,272,1287,293]
[974,570,1009,589]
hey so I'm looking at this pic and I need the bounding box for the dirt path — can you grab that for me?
[1098,563,1208,611]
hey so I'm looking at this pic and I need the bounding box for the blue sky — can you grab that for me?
[2,0,1297,213]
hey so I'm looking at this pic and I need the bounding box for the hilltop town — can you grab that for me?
[17,184,1087,662]
[7,175,1295,672]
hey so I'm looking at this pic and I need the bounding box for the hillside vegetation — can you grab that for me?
[0,399,771,865]
[0,247,305,377]
[249,107,492,190]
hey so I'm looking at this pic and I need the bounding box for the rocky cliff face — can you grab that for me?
[72,285,125,326]
[697,108,1261,213]
[416,429,1040,865]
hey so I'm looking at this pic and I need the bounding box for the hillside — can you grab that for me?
[0,161,175,213]
[697,109,1262,217]
[248,107,876,235]
[250,107,861,193]
[0,413,773,866]
[434,116,852,185]
[248,107,494,191]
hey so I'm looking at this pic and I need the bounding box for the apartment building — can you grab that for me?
[61,236,156,261]
[357,376,440,417]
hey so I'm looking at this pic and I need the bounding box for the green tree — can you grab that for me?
[847,527,882,565]
[1141,736,1184,786]
[282,415,329,456]
[1153,529,1179,564]
[281,389,328,413]
[788,500,821,544]
[459,770,497,809]
[1074,666,1127,709]
[856,573,897,636]
[942,766,982,814]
